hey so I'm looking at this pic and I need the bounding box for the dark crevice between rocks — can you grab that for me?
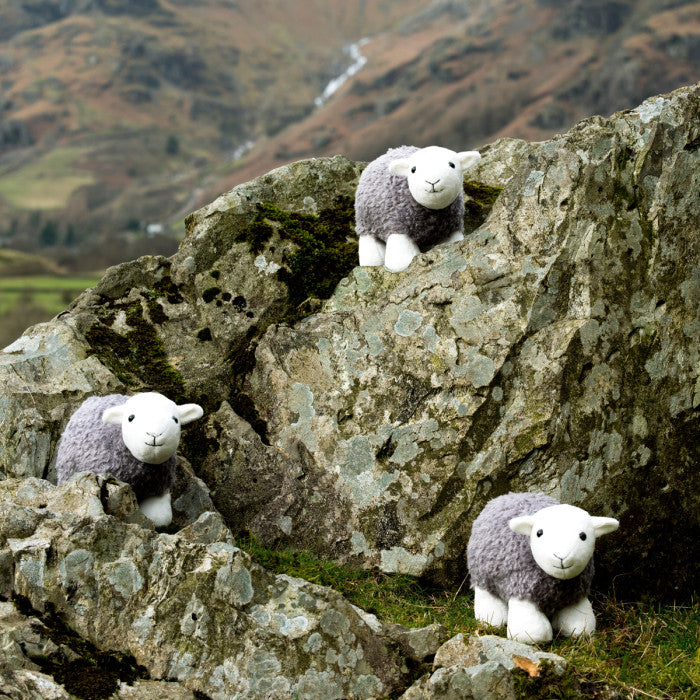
[12,595,149,700]
[207,196,360,447]
[225,332,270,446]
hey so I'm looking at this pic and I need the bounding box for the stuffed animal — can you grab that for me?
[56,392,203,527]
[355,145,481,272]
[466,492,619,644]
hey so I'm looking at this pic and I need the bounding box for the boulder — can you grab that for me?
[399,633,569,700]
[0,474,413,698]
[244,84,700,597]
[0,84,698,601]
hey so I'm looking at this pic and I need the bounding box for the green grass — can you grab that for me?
[0,276,101,314]
[0,147,94,210]
[0,274,101,347]
[240,537,700,699]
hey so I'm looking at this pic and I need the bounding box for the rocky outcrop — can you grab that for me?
[0,474,415,698]
[1,83,699,614]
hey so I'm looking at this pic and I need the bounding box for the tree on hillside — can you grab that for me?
[39,220,59,247]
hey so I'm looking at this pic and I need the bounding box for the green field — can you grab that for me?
[0,275,100,313]
[0,147,95,211]
[0,274,101,347]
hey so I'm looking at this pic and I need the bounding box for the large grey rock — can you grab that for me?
[0,474,412,698]
[244,85,700,596]
[0,85,698,602]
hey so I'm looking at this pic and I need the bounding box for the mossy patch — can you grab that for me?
[14,596,148,699]
[152,275,184,304]
[463,180,503,232]
[202,286,221,303]
[85,298,187,402]
[234,198,358,324]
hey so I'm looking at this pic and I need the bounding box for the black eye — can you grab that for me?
[579,532,587,541]
[173,416,179,424]
[411,166,416,173]
[128,415,135,422]
[449,161,455,168]
[536,529,543,537]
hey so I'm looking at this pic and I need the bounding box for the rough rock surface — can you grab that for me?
[0,474,416,698]
[399,633,568,699]
[0,85,698,607]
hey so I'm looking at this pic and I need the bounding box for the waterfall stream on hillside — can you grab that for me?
[315,38,370,108]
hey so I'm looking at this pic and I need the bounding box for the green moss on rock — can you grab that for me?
[235,198,358,324]
[152,275,184,304]
[463,180,503,232]
[85,299,187,402]
[202,287,221,303]
[512,660,583,699]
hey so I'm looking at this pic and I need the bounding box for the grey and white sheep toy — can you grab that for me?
[56,392,203,527]
[355,145,481,272]
[467,492,619,644]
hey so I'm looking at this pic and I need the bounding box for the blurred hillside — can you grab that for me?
[0,0,698,271]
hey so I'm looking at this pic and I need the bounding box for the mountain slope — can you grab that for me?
[0,0,427,266]
[224,0,700,187]
[0,0,698,269]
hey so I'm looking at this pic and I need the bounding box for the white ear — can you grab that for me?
[509,515,536,536]
[102,406,125,425]
[176,403,203,425]
[591,517,619,537]
[457,151,481,170]
[388,158,412,178]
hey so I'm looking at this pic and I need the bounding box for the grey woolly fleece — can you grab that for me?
[355,145,465,250]
[56,394,175,500]
[467,492,595,617]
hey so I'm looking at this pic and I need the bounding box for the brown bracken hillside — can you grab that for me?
[0,0,698,270]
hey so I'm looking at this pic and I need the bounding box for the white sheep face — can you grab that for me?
[388,146,481,210]
[102,392,203,464]
[509,504,619,580]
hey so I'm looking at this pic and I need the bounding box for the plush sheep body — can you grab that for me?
[56,393,203,526]
[355,145,481,272]
[467,492,619,644]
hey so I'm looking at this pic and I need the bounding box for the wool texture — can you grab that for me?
[56,394,175,500]
[355,145,465,250]
[467,492,594,617]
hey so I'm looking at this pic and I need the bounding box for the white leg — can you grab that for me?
[507,598,553,644]
[139,490,172,528]
[438,229,464,245]
[384,233,420,272]
[358,236,386,266]
[473,586,508,627]
[552,597,596,638]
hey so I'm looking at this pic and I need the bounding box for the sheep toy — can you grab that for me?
[467,492,619,644]
[355,145,481,272]
[56,392,203,527]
